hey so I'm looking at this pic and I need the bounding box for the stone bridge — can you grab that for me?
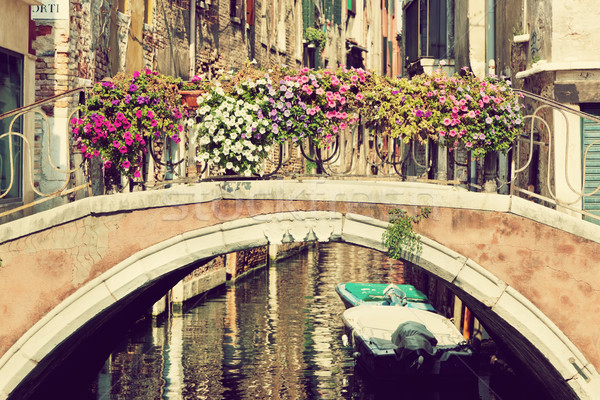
[0,180,599,399]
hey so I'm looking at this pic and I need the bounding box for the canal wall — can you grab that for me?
[152,243,309,317]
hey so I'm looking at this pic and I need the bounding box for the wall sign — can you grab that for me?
[31,0,69,20]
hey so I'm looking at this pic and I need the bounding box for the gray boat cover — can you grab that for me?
[391,321,438,358]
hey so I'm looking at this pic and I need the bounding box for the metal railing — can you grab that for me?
[0,88,90,220]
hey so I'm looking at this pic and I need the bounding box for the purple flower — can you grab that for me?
[129,84,138,92]
[284,109,291,118]
[415,109,424,118]
[392,90,400,95]
[111,100,119,106]
[137,96,149,105]
[272,124,279,134]
[125,95,131,104]
[425,111,432,118]
[285,91,293,99]
[102,81,115,89]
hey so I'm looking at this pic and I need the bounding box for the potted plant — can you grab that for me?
[178,74,209,109]
[304,27,326,52]
[70,69,185,189]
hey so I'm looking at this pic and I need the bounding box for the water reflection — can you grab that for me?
[87,243,502,399]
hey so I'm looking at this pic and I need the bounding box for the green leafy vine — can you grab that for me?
[383,207,432,258]
[304,27,326,52]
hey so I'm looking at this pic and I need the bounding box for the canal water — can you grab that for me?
[77,242,542,399]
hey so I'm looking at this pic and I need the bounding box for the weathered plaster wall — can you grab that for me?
[1,0,31,54]
[552,0,600,63]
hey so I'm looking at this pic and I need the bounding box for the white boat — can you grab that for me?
[341,305,474,380]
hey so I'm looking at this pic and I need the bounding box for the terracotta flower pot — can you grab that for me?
[179,90,205,109]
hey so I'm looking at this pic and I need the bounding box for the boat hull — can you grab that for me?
[342,305,474,381]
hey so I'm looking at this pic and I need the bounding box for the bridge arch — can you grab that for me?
[0,209,598,399]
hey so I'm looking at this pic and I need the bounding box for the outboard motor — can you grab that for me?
[383,284,408,306]
[391,321,438,372]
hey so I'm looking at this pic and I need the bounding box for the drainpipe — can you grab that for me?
[190,0,196,79]
[482,0,499,193]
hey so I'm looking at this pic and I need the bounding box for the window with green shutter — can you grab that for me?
[334,0,342,25]
[405,0,451,63]
[581,104,600,225]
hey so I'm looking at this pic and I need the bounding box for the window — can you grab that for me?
[0,48,23,202]
[405,0,450,63]
[347,0,356,15]
[230,0,243,21]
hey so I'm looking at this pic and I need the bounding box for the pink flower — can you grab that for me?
[119,145,128,154]
[468,110,476,118]
[147,110,154,119]
[439,96,446,104]
[122,160,131,169]
[104,160,112,169]
[316,88,325,96]
[136,110,143,118]
[466,141,473,148]
[443,118,451,126]
[134,170,141,178]
[449,129,457,137]
[356,93,364,101]
[439,130,446,136]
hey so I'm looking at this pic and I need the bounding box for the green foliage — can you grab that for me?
[304,27,327,52]
[383,207,432,258]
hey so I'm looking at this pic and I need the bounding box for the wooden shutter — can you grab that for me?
[582,105,600,225]
[334,0,342,25]
[246,0,255,25]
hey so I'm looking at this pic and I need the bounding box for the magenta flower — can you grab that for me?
[122,160,131,169]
